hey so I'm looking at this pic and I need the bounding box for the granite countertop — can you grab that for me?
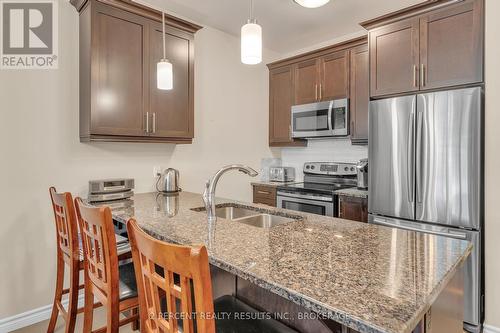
[335,187,369,199]
[112,191,471,333]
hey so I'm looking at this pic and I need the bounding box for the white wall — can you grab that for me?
[281,139,367,181]
[0,0,278,318]
[484,0,500,329]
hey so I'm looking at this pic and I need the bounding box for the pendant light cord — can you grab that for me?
[162,11,166,60]
[250,0,254,20]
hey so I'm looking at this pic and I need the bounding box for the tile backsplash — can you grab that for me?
[281,138,368,181]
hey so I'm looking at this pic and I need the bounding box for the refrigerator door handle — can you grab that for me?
[372,217,468,240]
[407,108,415,203]
[416,98,424,204]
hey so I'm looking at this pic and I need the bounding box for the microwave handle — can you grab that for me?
[328,107,333,131]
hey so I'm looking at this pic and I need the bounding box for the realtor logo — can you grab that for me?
[1,0,58,69]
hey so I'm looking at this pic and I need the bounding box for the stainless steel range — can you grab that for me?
[277,162,357,217]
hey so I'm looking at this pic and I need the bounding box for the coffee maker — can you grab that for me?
[356,159,368,189]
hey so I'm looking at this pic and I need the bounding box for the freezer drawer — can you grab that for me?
[369,214,482,330]
[369,95,416,220]
[416,88,482,230]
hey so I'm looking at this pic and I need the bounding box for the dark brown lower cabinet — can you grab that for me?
[252,185,277,207]
[77,0,200,143]
[338,195,368,223]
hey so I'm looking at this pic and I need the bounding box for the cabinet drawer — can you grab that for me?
[253,186,277,207]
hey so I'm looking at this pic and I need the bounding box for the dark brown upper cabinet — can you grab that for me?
[419,0,484,90]
[320,50,350,101]
[269,66,306,147]
[76,0,200,143]
[294,59,320,105]
[363,0,484,98]
[82,3,148,138]
[369,17,420,97]
[294,51,349,105]
[149,21,194,139]
[349,44,369,144]
[267,36,367,147]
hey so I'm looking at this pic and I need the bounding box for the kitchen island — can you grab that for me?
[111,191,471,333]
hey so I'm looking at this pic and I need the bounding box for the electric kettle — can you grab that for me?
[156,168,181,194]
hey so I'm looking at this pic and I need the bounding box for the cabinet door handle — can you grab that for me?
[152,113,156,134]
[257,190,271,195]
[319,83,322,100]
[351,121,354,136]
[289,124,292,140]
[145,112,150,133]
[315,84,318,101]
[413,65,418,88]
[420,64,425,87]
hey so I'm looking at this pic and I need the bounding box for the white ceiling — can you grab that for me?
[139,0,426,54]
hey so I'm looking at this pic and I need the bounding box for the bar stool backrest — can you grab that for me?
[127,218,216,333]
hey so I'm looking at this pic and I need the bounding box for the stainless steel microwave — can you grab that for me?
[291,99,349,138]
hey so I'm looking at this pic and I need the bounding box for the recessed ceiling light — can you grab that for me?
[293,0,330,8]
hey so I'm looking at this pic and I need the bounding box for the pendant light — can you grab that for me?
[241,0,262,65]
[157,11,173,90]
[293,0,330,8]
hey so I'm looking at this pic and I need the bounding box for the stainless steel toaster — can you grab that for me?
[269,167,295,182]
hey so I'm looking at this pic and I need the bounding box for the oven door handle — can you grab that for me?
[277,191,333,202]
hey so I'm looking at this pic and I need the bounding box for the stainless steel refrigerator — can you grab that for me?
[368,87,483,333]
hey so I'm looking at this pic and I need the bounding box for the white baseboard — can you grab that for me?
[485,324,500,333]
[0,294,85,333]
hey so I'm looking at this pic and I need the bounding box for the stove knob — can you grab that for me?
[344,167,349,171]
[306,165,310,169]
[311,165,315,170]
[351,167,355,172]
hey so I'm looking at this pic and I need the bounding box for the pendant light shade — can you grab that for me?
[241,0,262,65]
[293,0,330,8]
[157,12,173,90]
[241,19,262,65]
[157,60,173,90]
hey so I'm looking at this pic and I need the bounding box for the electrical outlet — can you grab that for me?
[153,166,162,177]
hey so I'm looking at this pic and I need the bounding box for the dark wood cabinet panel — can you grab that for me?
[268,36,367,147]
[149,23,193,138]
[78,0,200,143]
[365,0,484,97]
[419,0,483,90]
[369,17,420,97]
[320,50,349,101]
[294,59,320,105]
[349,45,369,144]
[269,66,306,147]
[90,4,147,137]
[253,185,277,207]
[339,196,368,223]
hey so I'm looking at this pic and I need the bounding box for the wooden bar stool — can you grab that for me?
[75,198,139,333]
[126,218,297,333]
[48,187,85,333]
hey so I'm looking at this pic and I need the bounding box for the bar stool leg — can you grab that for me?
[106,301,120,333]
[64,261,80,333]
[131,308,139,331]
[47,254,64,333]
[82,279,94,333]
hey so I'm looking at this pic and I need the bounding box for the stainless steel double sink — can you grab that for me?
[192,204,299,228]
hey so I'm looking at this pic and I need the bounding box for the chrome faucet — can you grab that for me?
[203,164,258,223]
